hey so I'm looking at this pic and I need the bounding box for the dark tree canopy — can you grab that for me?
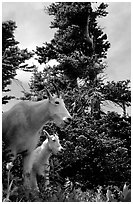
[35,2,110,87]
[22,2,130,190]
[101,80,131,117]
[2,3,131,201]
[2,20,33,104]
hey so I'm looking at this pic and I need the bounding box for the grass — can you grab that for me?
[2,168,131,202]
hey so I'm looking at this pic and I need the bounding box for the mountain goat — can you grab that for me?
[27,130,63,190]
[2,84,71,182]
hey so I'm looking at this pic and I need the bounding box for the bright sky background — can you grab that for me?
[2,1,131,113]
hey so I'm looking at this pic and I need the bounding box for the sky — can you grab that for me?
[2,2,131,112]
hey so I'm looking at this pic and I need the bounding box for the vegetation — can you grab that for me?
[2,168,131,202]
[2,2,131,202]
[2,20,33,104]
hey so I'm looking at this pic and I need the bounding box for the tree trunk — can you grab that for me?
[122,102,126,118]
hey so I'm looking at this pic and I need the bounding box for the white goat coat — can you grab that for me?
[31,139,51,174]
[28,135,62,190]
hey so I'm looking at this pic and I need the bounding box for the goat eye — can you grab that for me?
[55,101,59,105]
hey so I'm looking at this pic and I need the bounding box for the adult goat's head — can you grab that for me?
[45,83,72,127]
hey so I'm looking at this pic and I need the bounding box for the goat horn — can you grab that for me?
[51,82,60,98]
[44,87,52,100]
[43,130,50,138]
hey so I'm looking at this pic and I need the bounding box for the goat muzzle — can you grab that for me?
[63,116,72,125]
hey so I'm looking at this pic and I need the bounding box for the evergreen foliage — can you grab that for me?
[2,2,131,202]
[2,20,33,104]
[22,2,131,190]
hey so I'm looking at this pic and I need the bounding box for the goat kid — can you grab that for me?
[27,130,63,191]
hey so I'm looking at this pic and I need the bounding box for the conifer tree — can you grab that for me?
[23,2,131,188]
[101,80,131,117]
[35,2,110,118]
[2,20,33,104]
